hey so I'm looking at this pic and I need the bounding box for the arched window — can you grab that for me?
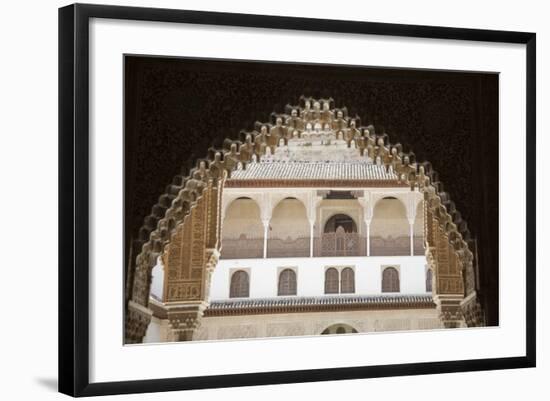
[324,268,339,294]
[382,267,400,292]
[229,270,249,298]
[341,267,355,294]
[426,268,433,292]
[324,214,357,233]
[321,324,358,335]
[278,269,297,296]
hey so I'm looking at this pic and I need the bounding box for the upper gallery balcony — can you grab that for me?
[220,233,425,259]
[221,195,426,260]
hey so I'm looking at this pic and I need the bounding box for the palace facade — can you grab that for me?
[139,98,476,343]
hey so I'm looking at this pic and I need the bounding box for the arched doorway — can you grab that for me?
[321,323,358,335]
[324,214,357,233]
[321,214,360,256]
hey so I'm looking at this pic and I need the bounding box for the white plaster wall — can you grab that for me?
[210,255,429,300]
[143,316,173,344]
[143,316,162,343]
[270,198,309,239]
[414,200,424,236]
[149,259,164,300]
[223,198,264,239]
[370,198,409,238]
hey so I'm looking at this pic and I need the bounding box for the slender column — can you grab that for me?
[309,220,315,257]
[406,194,417,257]
[409,222,414,256]
[361,193,373,257]
[262,219,269,258]
[307,190,319,258]
[366,221,371,256]
[260,193,272,259]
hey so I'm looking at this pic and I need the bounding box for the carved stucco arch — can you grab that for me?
[371,192,422,221]
[221,195,263,222]
[321,211,360,233]
[271,194,309,216]
[125,98,484,343]
[372,194,409,216]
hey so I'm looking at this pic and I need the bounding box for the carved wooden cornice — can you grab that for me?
[204,295,436,317]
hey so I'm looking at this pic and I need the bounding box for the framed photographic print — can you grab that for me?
[58,3,536,397]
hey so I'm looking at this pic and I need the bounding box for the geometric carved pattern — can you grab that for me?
[125,97,482,343]
[461,293,486,327]
[164,193,208,303]
[426,268,433,292]
[125,301,153,344]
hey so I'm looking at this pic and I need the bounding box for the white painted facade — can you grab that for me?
[145,119,438,343]
[211,255,430,300]
[150,254,431,302]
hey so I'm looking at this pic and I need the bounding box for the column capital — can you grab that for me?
[306,191,321,222]
[360,199,373,222]
[460,292,485,327]
[433,295,465,328]
[260,192,272,223]
[166,302,208,341]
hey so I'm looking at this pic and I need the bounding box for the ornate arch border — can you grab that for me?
[125,97,484,342]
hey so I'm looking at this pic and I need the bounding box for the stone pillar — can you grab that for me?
[306,191,319,258]
[409,221,415,256]
[365,220,371,256]
[262,219,269,259]
[407,192,418,256]
[309,219,315,257]
[434,295,465,328]
[407,195,417,257]
[260,193,272,259]
[166,302,208,342]
[361,195,373,257]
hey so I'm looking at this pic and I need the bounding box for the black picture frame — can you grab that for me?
[58,3,536,397]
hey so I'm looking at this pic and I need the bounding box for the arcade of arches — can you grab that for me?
[125,97,485,344]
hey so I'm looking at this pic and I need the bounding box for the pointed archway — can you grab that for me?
[125,97,484,343]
